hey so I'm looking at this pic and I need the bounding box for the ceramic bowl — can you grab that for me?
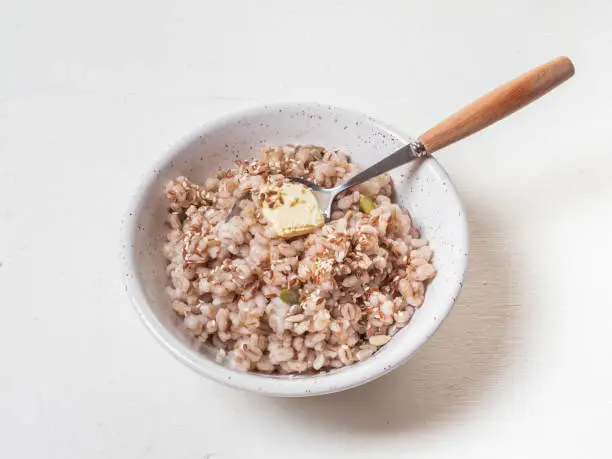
[123,103,468,397]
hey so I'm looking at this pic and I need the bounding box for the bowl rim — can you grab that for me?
[122,102,469,397]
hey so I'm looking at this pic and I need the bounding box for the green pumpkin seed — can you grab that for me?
[359,195,376,214]
[279,289,300,304]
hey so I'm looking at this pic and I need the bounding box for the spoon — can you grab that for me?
[291,56,574,220]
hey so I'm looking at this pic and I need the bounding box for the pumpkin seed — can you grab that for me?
[279,289,300,304]
[359,195,376,214]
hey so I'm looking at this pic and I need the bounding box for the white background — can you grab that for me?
[2,1,611,458]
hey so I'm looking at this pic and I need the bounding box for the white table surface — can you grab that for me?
[2,1,612,457]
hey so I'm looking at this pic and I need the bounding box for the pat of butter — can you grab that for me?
[261,182,324,238]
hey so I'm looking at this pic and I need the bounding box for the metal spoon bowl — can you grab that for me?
[290,141,426,220]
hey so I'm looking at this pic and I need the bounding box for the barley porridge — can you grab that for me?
[163,145,435,374]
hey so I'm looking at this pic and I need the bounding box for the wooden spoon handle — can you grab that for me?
[418,56,575,154]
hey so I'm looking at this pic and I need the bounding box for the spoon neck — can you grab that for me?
[335,140,428,193]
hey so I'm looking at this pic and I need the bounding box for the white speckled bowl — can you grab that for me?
[123,103,468,397]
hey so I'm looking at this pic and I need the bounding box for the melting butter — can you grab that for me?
[261,181,324,238]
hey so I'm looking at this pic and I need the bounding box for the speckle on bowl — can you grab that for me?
[122,103,469,397]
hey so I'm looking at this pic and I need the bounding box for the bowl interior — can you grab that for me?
[125,103,468,396]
